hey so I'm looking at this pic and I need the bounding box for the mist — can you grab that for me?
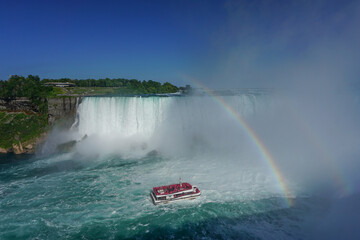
[36,1,360,238]
[187,0,360,237]
[190,0,360,90]
[39,75,360,238]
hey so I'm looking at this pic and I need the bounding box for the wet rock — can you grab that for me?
[146,150,158,157]
[56,140,77,152]
[47,97,81,125]
[0,147,8,154]
[12,142,24,154]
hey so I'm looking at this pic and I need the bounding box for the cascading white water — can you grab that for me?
[76,95,266,139]
[77,97,170,138]
[72,94,271,158]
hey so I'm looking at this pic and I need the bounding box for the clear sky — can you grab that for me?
[0,0,359,88]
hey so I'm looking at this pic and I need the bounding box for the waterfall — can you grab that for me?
[72,94,269,157]
[76,96,171,137]
[76,95,266,138]
[70,97,81,130]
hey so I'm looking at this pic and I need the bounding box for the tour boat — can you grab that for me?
[150,181,201,205]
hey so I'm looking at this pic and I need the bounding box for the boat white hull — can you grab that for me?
[150,192,201,205]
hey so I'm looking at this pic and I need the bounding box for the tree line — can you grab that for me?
[0,75,182,112]
[0,75,51,113]
[41,77,179,94]
[1,75,180,97]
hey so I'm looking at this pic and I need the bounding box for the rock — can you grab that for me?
[56,135,87,152]
[12,142,24,154]
[146,150,158,157]
[19,141,23,152]
[0,98,38,113]
[25,144,33,150]
[47,97,81,125]
[56,140,77,152]
[0,147,8,154]
[1,96,81,155]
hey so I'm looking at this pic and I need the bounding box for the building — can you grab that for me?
[44,82,76,87]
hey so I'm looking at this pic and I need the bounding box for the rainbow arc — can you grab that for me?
[188,78,293,207]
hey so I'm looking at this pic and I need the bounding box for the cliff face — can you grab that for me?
[0,98,38,113]
[0,111,47,154]
[0,97,81,154]
[47,97,81,125]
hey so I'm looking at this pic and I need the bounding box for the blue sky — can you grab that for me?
[0,0,359,88]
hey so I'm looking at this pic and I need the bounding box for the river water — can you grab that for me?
[1,94,359,239]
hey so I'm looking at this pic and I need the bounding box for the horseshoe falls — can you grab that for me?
[1,94,360,239]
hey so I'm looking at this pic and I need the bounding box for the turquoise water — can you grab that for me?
[2,94,359,239]
[0,152,324,239]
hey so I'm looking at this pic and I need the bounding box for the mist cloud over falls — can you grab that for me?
[67,95,266,159]
[40,86,360,238]
[42,94,360,197]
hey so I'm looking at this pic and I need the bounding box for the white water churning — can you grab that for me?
[77,97,171,138]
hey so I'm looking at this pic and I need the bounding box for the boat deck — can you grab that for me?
[153,182,192,196]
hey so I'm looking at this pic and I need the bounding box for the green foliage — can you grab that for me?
[0,112,47,149]
[46,87,67,97]
[1,75,49,98]
[0,75,52,113]
[0,75,180,103]
[41,77,179,94]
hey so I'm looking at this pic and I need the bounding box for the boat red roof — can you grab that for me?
[153,182,192,196]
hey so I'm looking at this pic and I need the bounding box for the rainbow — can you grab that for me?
[188,78,293,207]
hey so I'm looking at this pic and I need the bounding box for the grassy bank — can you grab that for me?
[0,112,47,150]
[54,86,179,96]
[59,87,117,96]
